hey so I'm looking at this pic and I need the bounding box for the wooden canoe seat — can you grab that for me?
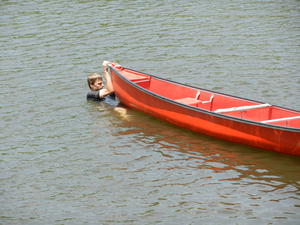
[175,97,202,106]
[215,103,271,113]
[122,71,149,82]
[261,116,300,124]
[175,93,214,107]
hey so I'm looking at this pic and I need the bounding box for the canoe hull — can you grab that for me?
[110,67,300,156]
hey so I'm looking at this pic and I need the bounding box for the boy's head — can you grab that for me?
[87,73,103,91]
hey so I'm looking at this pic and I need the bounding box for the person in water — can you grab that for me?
[87,61,116,103]
[87,61,127,117]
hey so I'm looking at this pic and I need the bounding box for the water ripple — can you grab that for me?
[1,0,300,224]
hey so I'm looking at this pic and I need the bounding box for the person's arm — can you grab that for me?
[99,61,114,98]
[103,67,114,93]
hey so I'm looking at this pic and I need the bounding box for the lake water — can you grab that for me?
[1,0,300,224]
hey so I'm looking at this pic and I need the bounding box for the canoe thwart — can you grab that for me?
[215,103,271,113]
[261,116,300,123]
[134,79,150,84]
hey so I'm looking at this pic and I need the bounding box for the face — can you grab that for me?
[90,77,103,91]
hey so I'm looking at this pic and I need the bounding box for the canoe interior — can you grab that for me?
[118,68,300,129]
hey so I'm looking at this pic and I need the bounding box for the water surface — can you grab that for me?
[1,0,300,224]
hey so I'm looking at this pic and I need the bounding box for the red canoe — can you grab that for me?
[108,64,300,156]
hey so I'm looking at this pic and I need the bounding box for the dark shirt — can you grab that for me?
[87,90,101,101]
[87,90,119,107]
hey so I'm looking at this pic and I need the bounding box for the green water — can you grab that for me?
[1,0,299,224]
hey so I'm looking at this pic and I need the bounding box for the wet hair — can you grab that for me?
[87,73,102,89]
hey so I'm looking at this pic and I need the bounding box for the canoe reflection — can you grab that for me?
[109,107,300,184]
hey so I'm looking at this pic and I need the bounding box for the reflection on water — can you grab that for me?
[1,0,300,224]
[106,106,300,223]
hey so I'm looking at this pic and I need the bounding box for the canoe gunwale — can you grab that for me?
[110,66,300,133]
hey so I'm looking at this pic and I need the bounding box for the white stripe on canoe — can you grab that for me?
[215,103,271,113]
[261,116,300,123]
